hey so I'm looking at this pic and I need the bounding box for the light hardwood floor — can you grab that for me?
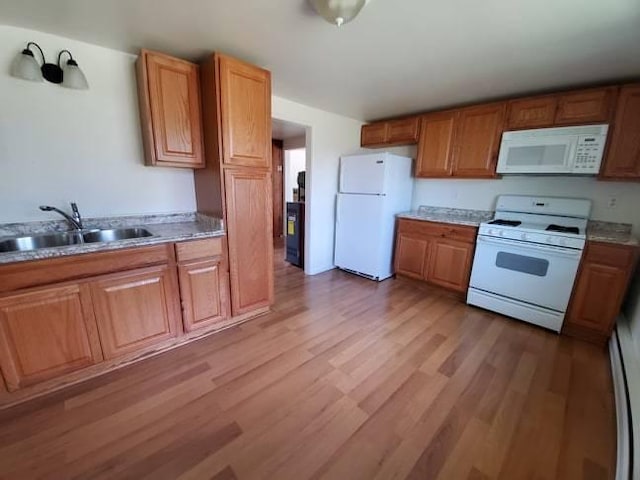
[0,253,616,479]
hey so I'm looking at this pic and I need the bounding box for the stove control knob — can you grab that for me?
[545,237,554,244]
[520,233,528,241]
[559,238,567,246]
[488,229,495,236]
[498,230,504,237]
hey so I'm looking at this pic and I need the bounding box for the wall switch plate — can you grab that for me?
[607,195,617,209]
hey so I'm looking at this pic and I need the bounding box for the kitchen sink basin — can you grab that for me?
[0,232,83,253]
[0,228,153,253]
[81,228,153,243]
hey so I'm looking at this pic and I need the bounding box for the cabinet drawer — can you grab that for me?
[175,238,223,263]
[397,219,477,243]
[584,241,637,268]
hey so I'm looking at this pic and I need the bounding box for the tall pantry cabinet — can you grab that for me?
[194,54,274,317]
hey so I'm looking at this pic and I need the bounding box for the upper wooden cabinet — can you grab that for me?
[506,87,617,130]
[361,123,388,147]
[564,242,639,343]
[0,284,102,391]
[218,55,271,168]
[415,111,458,177]
[507,96,558,130]
[361,117,420,147]
[601,84,640,180]
[136,50,205,168]
[451,102,506,178]
[555,87,617,125]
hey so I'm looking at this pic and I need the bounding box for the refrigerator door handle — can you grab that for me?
[336,195,341,224]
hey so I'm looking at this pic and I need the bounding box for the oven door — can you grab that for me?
[496,135,577,174]
[469,235,582,312]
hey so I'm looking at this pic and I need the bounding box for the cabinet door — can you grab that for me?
[0,284,102,391]
[565,242,638,338]
[506,96,557,130]
[91,266,181,360]
[452,103,506,177]
[387,117,420,144]
[555,87,617,125]
[394,234,429,280]
[179,259,230,332]
[224,169,274,315]
[139,50,205,168]
[565,262,627,335]
[218,55,271,168]
[426,238,474,292]
[361,123,388,147]
[415,111,458,177]
[601,84,640,179]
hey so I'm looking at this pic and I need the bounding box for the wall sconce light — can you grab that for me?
[11,42,89,90]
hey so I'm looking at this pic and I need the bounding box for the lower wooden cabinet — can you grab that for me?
[224,168,274,316]
[91,265,181,360]
[176,238,230,332]
[0,284,102,391]
[394,219,477,293]
[395,234,429,280]
[564,242,639,343]
[0,239,234,399]
[426,238,474,292]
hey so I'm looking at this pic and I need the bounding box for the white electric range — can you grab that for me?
[467,195,591,332]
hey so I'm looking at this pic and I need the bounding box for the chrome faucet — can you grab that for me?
[39,202,84,231]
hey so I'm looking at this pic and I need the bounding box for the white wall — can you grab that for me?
[0,26,196,223]
[412,176,640,235]
[272,96,363,275]
[284,148,305,203]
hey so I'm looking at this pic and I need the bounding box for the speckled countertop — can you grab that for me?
[586,221,639,247]
[397,206,494,227]
[398,206,638,246]
[0,212,225,265]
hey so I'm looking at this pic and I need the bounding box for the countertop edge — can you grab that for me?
[0,229,226,265]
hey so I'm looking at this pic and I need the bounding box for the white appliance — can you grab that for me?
[334,153,413,281]
[496,124,609,175]
[467,195,591,332]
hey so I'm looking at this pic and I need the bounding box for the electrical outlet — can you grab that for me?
[607,195,617,209]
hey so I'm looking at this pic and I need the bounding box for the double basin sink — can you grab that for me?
[0,228,153,253]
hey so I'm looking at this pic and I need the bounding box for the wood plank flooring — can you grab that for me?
[0,253,616,479]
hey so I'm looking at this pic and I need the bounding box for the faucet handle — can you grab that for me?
[70,202,83,227]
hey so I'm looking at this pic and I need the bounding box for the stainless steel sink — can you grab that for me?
[0,228,153,253]
[82,228,153,243]
[0,232,83,253]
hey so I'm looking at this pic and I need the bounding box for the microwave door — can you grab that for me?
[497,137,577,174]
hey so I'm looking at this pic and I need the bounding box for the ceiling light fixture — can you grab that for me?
[309,0,369,27]
[11,42,89,90]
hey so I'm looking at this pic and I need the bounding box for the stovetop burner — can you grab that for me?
[546,224,580,235]
[488,219,522,227]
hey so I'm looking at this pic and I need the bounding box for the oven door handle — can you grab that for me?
[477,235,583,258]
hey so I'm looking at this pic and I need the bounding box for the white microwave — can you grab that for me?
[496,124,609,175]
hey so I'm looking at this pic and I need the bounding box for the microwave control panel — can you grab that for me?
[573,135,606,173]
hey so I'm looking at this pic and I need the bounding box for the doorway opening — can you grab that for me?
[271,118,307,270]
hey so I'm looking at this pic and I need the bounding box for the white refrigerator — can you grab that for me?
[334,153,414,281]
